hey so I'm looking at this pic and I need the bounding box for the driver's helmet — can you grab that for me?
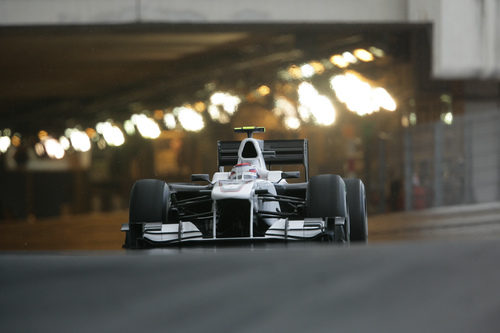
[229,162,259,180]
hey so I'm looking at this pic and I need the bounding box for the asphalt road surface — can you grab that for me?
[2,240,500,333]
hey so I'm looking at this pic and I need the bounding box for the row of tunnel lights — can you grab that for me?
[281,47,384,81]
[0,47,397,159]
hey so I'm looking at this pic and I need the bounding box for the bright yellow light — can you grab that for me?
[0,136,11,153]
[175,106,205,132]
[284,117,301,130]
[329,55,349,68]
[163,113,177,129]
[401,116,410,128]
[38,130,48,140]
[154,110,164,120]
[257,85,271,96]
[310,61,325,74]
[11,135,21,147]
[297,82,336,126]
[85,128,97,139]
[194,101,206,112]
[354,49,374,62]
[288,65,302,79]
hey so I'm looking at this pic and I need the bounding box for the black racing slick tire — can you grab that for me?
[306,174,347,217]
[345,178,368,242]
[126,179,170,248]
[306,174,348,242]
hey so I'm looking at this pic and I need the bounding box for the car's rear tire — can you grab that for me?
[306,174,348,242]
[126,179,170,248]
[345,178,368,242]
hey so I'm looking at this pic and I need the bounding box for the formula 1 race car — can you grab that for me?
[122,126,367,248]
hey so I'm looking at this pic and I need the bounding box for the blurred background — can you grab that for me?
[0,0,499,248]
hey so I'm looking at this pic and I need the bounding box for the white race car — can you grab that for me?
[122,126,367,248]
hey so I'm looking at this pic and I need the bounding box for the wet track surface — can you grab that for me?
[2,203,500,332]
[2,242,500,332]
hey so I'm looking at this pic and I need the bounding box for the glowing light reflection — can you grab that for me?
[297,82,336,126]
[68,129,91,152]
[330,55,349,68]
[11,134,21,147]
[274,96,301,129]
[175,106,204,132]
[123,120,136,136]
[163,113,177,130]
[369,46,385,58]
[210,92,241,114]
[442,112,453,125]
[354,49,374,62]
[34,143,45,156]
[257,85,271,96]
[131,114,161,139]
[0,136,11,153]
[284,117,301,130]
[98,122,125,146]
[300,64,315,78]
[59,136,70,150]
[43,138,65,159]
[330,73,397,116]
[342,52,358,64]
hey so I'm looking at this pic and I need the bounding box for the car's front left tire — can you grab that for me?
[125,179,170,248]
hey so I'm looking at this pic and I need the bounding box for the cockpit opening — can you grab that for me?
[242,141,258,158]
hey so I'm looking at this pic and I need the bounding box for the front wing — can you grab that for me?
[121,217,346,245]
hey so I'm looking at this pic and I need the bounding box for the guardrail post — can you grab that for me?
[404,127,413,211]
[433,122,444,207]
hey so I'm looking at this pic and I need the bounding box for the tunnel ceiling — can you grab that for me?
[0,24,425,134]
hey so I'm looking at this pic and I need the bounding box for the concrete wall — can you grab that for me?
[465,102,500,203]
[0,0,499,79]
[409,0,500,79]
[0,0,408,24]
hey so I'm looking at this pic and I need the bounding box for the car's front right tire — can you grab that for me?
[306,174,348,242]
[345,178,368,242]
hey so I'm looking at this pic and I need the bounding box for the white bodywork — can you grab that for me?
[143,222,203,243]
[139,137,329,244]
[211,137,281,227]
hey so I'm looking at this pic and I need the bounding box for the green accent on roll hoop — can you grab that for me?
[234,126,265,138]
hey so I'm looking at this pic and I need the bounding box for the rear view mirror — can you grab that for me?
[281,171,300,179]
[191,174,210,182]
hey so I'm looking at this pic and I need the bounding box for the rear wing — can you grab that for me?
[217,139,309,180]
